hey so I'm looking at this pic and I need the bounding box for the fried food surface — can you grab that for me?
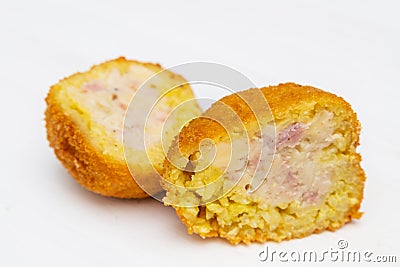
[46,57,201,198]
[162,83,365,244]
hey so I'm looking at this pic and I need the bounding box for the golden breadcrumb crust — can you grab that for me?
[45,57,181,198]
[167,83,361,158]
[46,96,148,198]
[163,83,365,244]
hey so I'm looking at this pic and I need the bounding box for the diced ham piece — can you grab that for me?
[301,190,319,203]
[83,81,104,92]
[284,171,301,189]
[119,103,128,110]
[277,122,307,148]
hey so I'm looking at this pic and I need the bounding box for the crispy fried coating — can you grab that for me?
[162,83,365,244]
[46,57,201,198]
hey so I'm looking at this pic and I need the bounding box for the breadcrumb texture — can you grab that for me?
[45,57,200,198]
[162,83,365,244]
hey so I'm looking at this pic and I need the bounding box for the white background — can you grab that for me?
[1,1,399,266]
